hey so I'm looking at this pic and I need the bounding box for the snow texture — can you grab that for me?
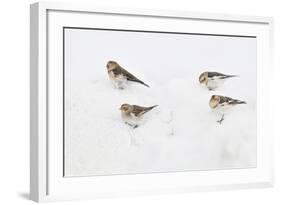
[64,28,257,177]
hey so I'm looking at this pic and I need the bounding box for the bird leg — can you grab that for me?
[216,114,225,124]
[125,122,138,129]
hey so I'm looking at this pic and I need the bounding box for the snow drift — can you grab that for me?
[64,28,257,176]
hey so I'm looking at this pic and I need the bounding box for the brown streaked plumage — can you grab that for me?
[120,104,158,117]
[209,95,246,109]
[120,103,158,128]
[106,61,150,89]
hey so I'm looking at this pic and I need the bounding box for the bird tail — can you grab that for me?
[237,101,246,104]
[149,105,158,110]
[231,100,246,105]
[144,105,158,113]
[224,75,239,78]
[142,82,150,88]
[129,79,150,87]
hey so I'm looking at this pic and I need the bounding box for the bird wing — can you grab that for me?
[220,96,244,105]
[131,105,150,117]
[112,65,149,87]
[208,72,237,80]
[219,96,232,103]
[111,66,124,76]
[208,72,226,79]
[208,72,238,80]
[118,66,140,81]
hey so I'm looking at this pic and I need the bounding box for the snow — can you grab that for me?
[64,28,257,177]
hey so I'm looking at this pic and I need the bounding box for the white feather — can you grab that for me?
[108,71,127,89]
[207,78,226,90]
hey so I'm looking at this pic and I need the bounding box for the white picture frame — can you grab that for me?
[30,2,274,202]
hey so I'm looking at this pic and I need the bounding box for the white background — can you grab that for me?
[0,0,280,204]
[64,28,257,176]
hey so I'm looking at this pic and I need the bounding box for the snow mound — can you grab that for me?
[65,75,256,176]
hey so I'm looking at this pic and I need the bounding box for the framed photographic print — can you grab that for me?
[30,2,274,202]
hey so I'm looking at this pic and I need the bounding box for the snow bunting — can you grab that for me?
[209,95,246,109]
[106,61,150,89]
[199,71,238,90]
[120,104,158,128]
[209,95,246,124]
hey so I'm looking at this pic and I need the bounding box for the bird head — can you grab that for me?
[209,95,220,108]
[106,61,118,71]
[199,72,208,85]
[120,104,132,114]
